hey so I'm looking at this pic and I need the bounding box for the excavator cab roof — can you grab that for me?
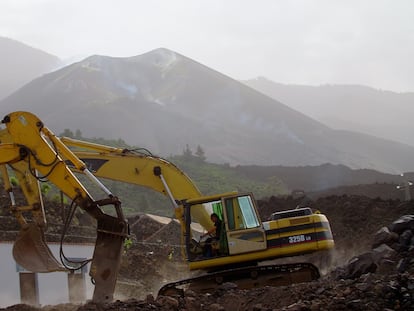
[185,191,239,206]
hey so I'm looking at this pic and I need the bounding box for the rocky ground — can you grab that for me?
[1,189,414,310]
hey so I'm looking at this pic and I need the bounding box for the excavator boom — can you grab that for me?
[59,136,213,231]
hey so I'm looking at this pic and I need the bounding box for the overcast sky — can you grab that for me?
[1,0,413,92]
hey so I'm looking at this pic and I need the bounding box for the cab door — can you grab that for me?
[223,194,267,255]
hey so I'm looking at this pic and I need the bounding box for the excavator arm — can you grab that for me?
[59,136,213,231]
[0,111,128,303]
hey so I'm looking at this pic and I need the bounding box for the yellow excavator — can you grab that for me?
[1,111,334,299]
[59,123,335,293]
[0,111,128,303]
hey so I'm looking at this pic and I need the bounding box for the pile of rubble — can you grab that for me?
[74,213,414,311]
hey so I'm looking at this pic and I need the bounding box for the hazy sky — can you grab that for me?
[1,0,413,92]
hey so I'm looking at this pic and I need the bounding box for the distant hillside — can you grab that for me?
[234,163,407,192]
[243,77,414,147]
[63,132,411,192]
[2,48,414,173]
[307,183,413,201]
[0,37,62,100]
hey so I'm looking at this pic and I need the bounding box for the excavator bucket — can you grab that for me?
[12,223,66,272]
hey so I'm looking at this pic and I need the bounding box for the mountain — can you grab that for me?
[0,37,62,100]
[2,48,414,173]
[243,77,414,147]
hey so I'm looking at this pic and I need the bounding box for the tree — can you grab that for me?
[60,129,74,138]
[183,144,193,159]
[195,145,206,162]
[10,176,18,187]
[41,183,51,195]
[75,129,82,139]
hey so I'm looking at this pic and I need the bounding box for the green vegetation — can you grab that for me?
[168,154,287,198]
[67,151,288,217]
[41,183,51,195]
[0,131,288,217]
[60,128,135,149]
[10,176,19,187]
[74,140,288,216]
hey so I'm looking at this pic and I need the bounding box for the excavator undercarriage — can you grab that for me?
[158,262,320,296]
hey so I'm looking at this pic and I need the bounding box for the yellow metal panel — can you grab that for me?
[189,238,334,271]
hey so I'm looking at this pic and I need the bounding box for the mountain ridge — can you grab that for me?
[0,36,62,100]
[2,48,414,174]
[243,77,414,147]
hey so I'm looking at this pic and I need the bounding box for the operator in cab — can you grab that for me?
[201,213,222,257]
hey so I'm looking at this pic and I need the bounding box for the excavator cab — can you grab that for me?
[184,192,267,266]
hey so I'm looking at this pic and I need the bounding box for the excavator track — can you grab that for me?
[158,262,320,296]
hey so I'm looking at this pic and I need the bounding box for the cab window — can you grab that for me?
[225,195,260,230]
